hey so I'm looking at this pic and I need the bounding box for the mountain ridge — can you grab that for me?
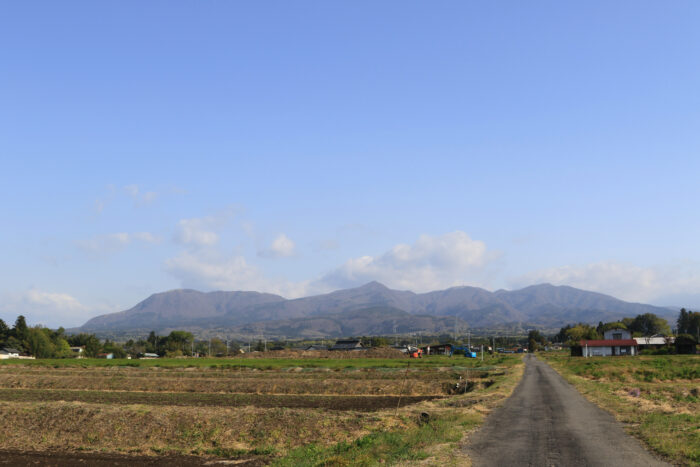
[75,282,678,337]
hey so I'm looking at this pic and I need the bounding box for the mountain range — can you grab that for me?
[75,282,678,338]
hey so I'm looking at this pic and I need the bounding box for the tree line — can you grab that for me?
[677,308,700,339]
[554,310,697,347]
[0,315,242,358]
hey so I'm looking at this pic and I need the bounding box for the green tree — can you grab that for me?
[601,322,627,332]
[209,338,228,356]
[25,327,54,358]
[254,340,265,352]
[677,308,700,338]
[165,331,194,354]
[53,338,73,358]
[147,331,159,353]
[13,315,28,342]
[372,337,389,347]
[102,341,127,358]
[0,318,9,341]
[564,324,600,344]
[67,333,102,358]
[528,330,546,352]
[627,313,671,336]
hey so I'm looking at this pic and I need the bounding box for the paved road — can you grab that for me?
[465,354,670,467]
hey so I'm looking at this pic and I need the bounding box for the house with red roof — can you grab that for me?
[579,328,638,357]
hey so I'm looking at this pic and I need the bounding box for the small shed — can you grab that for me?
[330,339,364,351]
[0,348,20,359]
[634,336,672,351]
[304,345,328,351]
[578,339,638,357]
[421,344,452,355]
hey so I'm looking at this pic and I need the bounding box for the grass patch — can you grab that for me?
[273,411,481,466]
[0,354,515,370]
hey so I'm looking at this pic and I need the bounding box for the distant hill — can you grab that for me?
[237,307,468,339]
[75,281,678,338]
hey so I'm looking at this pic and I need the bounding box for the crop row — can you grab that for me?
[0,388,442,411]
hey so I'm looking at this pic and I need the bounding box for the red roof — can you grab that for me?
[580,339,637,347]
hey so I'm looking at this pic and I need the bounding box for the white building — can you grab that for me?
[0,348,20,359]
[580,328,638,357]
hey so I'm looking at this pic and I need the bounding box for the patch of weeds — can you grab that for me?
[206,447,249,458]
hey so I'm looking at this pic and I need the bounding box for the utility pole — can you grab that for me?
[208,339,211,357]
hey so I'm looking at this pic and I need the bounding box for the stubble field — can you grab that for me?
[0,352,523,466]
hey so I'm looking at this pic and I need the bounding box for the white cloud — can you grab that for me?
[0,289,95,328]
[175,218,220,246]
[259,233,296,258]
[23,289,86,311]
[316,231,499,292]
[164,231,499,298]
[124,184,158,205]
[510,261,700,303]
[165,251,307,298]
[77,232,161,254]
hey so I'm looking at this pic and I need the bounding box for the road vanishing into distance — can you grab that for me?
[465,354,670,467]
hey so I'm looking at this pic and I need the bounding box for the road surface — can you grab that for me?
[465,354,670,467]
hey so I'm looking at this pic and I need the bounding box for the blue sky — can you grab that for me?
[2,1,699,327]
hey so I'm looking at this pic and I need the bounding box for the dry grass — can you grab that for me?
[0,354,524,465]
[0,401,386,457]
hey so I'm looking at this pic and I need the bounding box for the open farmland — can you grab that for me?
[540,353,700,466]
[0,353,523,465]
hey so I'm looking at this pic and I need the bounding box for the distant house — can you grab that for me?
[97,352,114,359]
[421,344,452,355]
[575,328,638,357]
[141,353,159,359]
[0,348,20,359]
[70,346,85,358]
[330,339,364,351]
[304,345,328,351]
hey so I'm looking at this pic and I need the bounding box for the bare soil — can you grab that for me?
[0,450,264,466]
[0,388,442,410]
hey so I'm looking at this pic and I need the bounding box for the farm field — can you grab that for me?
[540,352,700,466]
[0,352,523,465]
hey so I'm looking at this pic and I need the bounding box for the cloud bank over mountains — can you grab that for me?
[6,200,700,328]
[317,232,498,292]
[512,261,700,304]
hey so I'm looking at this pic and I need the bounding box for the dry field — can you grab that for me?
[0,353,523,465]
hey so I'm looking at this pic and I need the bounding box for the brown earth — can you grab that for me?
[238,348,407,359]
[0,388,442,410]
[0,450,264,466]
